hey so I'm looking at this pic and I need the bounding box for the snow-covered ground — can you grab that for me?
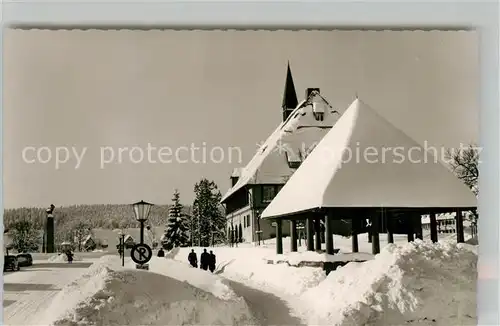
[38,255,258,325]
[170,232,477,325]
[4,231,476,326]
[3,261,93,325]
[47,253,84,262]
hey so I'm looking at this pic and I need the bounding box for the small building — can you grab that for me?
[221,63,342,243]
[123,234,135,248]
[81,235,97,251]
[421,212,473,234]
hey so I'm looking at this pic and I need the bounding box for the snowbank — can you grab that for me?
[267,251,373,266]
[48,253,83,262]
[147,256,238,301]
[42,255,257,326]
[294,240,477,326]
[173,246,326,297]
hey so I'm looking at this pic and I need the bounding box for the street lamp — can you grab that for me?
[132,200,153,244]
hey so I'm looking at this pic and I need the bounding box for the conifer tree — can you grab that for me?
[191,178,226,247]
[162,189,189,250]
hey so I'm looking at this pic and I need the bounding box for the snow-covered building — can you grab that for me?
[261,98,477,254]
[421,212,474,234]
[221,63,343,242]
[123,234,135,248]
[81,234,96,251]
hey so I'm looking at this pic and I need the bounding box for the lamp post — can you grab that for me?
[132,200,154,245]
[117,230,125,267]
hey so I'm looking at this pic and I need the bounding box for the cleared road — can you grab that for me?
[227,280,305,326]
[3,261,92,325]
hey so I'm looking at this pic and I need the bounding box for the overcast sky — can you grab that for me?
[3,30,478,208]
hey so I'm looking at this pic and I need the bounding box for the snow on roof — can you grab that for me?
[231,168,243,178]
[261,98,477,219]
[221,95,342,203]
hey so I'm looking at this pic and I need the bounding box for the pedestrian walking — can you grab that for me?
[208,250,216,273]
[188,249,198,268]
[200,248,209,271]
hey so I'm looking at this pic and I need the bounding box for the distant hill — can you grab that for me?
[3,203,193,230]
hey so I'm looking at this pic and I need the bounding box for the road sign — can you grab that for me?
[130,243,152,265]
[136,264,149,270]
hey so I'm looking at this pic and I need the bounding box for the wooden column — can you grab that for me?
[367,218,372,243]
[352,218,359,253]
[290,220,298,252]
[276,219,283,254]
[314,217,322,251]
[306,215,314,251]
[407,216,415,242]
[371,214,381,254]
[430,212,438,243]
[456,209,465,243]
[386,214,394,244]
[325,212,334,255]
[415,214,423,240]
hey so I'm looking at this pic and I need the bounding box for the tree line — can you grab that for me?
[4,178,226,252]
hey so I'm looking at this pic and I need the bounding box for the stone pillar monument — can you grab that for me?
[46,204,55,253]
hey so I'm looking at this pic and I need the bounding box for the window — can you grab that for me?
[262,185,277,203]
[246,215,251,228]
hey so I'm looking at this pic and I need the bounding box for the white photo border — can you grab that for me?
[1,1,498,325]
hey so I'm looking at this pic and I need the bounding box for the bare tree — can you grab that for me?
[9,220,39,252]
[72,221,90,252]
[446,143,479,229]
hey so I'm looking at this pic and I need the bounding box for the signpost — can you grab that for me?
[131,200,154,270]
[130,243,152,270]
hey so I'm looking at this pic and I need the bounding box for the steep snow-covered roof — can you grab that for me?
[261,98,477,218]
[222,92,342,203]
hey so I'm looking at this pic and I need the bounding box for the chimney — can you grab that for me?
[305,88,320,99]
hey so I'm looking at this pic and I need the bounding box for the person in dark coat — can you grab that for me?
[188,249,198,268]
[200,248,209,271]
[157,248,165,257]
[66,250,73,264]
[208,250,216,273]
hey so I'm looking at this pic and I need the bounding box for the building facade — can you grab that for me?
[221,63,341,243]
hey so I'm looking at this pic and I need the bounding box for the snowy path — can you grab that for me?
[227,280,305,326]
[3,261,93,325]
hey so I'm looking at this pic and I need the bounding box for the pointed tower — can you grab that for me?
[282,62,299,122]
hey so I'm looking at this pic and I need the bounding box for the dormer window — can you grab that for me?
[312,99,325,121]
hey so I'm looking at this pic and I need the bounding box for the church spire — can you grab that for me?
[282,61,299,121]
